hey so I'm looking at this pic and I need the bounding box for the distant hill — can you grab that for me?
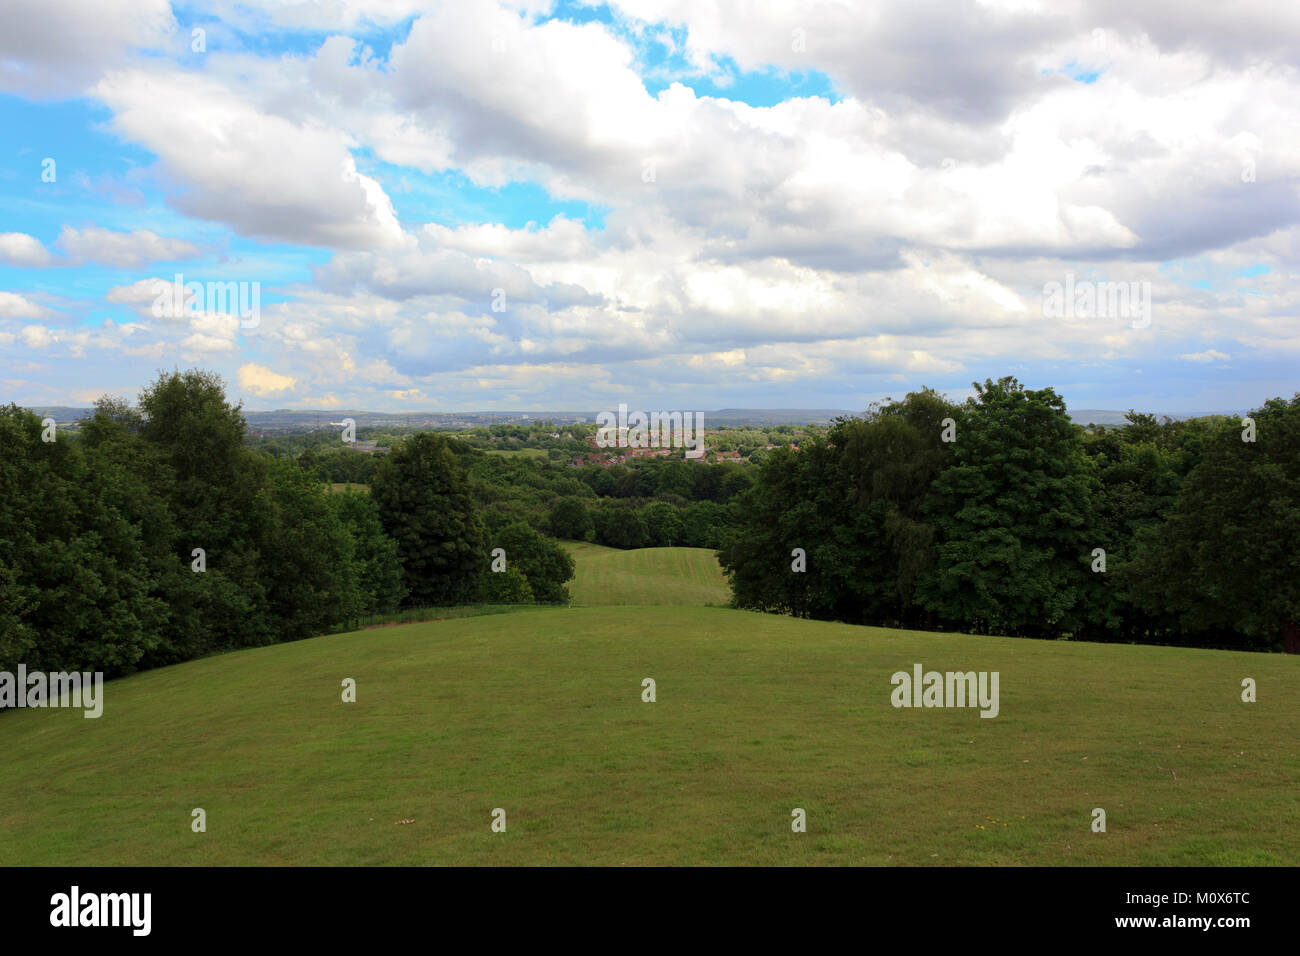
[1066,409,1247,426]
[705,408,852,424]
[24,404,1248,431]
[233,406,1253,431]
[1066,409,1142,426]
[27,406,96,422]
[238,407,855,431]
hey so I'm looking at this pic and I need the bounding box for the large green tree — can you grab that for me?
[488,521,575,604]
[137,369,272,649]
[830,388,957,627]
[548,496,595,541]
[1127,397,1300,651]
[916,377,1096,637]
[0,403,168,675]
[641,501,685,547]
[253,461,362,640]
[718,437,876,621]
[593,502,648,549]
[371,432,486,605]
[330,488,407,615]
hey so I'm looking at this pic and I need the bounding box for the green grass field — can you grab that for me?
[1,605,1295,866]
[562,541,730,606]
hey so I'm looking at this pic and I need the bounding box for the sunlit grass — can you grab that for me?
[563,543,730,606]
[1,607,1295,866]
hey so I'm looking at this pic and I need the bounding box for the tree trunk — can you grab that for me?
[1282,617,1300,655]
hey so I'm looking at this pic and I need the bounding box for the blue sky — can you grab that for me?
[1,0,1297,414]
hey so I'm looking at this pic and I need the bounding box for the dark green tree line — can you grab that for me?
[721,379,1300,652]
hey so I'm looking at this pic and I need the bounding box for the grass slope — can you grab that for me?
[1,606,1296,866]
[563,543,730,606]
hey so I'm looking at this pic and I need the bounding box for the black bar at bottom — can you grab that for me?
[2,865,1284,942]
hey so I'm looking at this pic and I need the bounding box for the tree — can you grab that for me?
[1127,397,1300,651]
[253,461,362,640]
[331,489,406,615]
[479,564,535,603]
[594,504,648,549]
[548,496,594,541]
[0,403,168,676]
[692,465,725,502]
[138,369,265,538]
[371,432,486,605]
[577,465,615,497]
[137,369,273,649]
[830,388,957,627]
[654,460,695,498]
[718,438,876,621]
[916,377,1096,637]
[642,501,685,547]
[1078,421,1185,643]
[681,500,729,548]
[297,448,326,481]
[719,467,754,501]
[490,521,575,604]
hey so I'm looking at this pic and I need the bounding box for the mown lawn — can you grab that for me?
[1,606,1295,866]
[562,543,730,606]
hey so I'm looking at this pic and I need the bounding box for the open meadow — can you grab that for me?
[2,559,1294,866]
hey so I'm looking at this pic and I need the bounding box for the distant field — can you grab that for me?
[562,542,730,606]
[325,483,370,493]
[1,606,1295,866]
[560,540,621,560]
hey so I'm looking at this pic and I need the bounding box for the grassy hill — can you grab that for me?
[1,606,1295,866]
[562,542,730,606]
